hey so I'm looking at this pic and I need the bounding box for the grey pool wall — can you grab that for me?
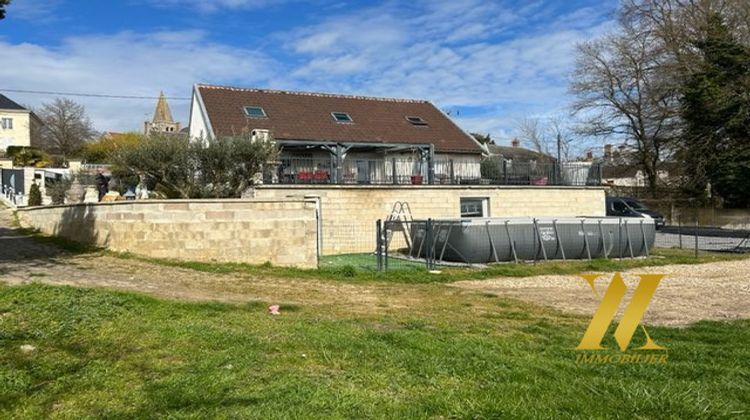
[409,217,655,264]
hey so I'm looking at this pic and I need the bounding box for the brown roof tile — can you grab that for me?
[196,84,483,154]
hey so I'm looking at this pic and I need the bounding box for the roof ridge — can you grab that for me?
[196,83,430,104]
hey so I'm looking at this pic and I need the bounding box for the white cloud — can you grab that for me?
[144,0,291,12]
[0,31,277,131]
[6,0,63,22]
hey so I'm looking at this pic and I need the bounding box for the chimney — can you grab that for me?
[586,151,594,161]
[511,138,520,148]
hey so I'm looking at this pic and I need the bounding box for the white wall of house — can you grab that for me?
[188,90,211,142]
[0,110,32,152]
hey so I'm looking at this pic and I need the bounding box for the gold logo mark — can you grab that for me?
[577,272,665,351]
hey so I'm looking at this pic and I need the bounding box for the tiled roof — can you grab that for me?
[196,84,483,154]
[0,93,27,111]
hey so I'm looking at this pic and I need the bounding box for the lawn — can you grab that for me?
[1,283,748,418]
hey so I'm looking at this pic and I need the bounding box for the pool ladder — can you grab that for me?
[385,201,414,250]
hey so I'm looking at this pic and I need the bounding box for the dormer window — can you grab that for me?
[331,112,353,123]
[406,116,428,126]
[244,106,267,118]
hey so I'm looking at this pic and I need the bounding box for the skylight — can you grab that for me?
[244,106,267,118]
[406,116,428,126]
[331,112,353,123]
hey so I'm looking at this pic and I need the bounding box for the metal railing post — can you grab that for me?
[582,220,592,260]
[504,220,519,263]
[533,218,548,261]
[392,158,397,185]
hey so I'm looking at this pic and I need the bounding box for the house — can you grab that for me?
[188,84,485,184]
[0,93,42,155]
[486,139,556,163]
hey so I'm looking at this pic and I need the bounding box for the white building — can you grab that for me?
[0,93,41,154]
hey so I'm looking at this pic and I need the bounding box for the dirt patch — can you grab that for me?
[453,259,750,326]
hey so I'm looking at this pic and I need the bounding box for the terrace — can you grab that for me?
[270,156,603,186]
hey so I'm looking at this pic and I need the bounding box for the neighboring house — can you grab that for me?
[145,92,182,135]
[602,165,674,188]
[486,139,556,163]
[0,93,42,155]
[188,84,485,184]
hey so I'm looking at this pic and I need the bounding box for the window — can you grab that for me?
[331,112,353,123]
[0,118,12,130]
[460,197,489,218]
[612,200,628,213]
[243,106,267,118]
[406,116,428,126]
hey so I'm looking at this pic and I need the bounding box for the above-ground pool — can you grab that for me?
[408,217,656,264]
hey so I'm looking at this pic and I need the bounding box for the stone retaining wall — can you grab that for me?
[252,185,607,255]
[16,199,319,268]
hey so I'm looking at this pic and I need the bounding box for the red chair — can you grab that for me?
[313,170,330,182]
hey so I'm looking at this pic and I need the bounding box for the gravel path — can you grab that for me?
[453,259,750,326]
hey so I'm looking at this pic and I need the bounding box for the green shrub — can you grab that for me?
[47,178,72,205]
[480,157,503,180]
[28,183,42,206]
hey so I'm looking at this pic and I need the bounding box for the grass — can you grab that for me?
[12,216,750,283]
[0,283,748,418]
[110,247,750,284]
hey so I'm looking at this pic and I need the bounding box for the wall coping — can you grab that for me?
[255,184,609,191]
[16,197,317,213]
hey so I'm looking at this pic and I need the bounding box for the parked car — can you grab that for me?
[605,197,665,229]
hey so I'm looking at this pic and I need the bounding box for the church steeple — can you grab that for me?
[152,91,174,123]
[145,91,181,134]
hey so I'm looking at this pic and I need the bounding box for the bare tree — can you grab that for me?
[570,18,682,197]
[516,117,575,161]
[35,98,97,159]
[0,0,10,20]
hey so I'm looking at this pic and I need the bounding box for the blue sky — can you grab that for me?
[0,0,616,143]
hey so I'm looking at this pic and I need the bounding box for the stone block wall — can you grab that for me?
[16,199,319,268]
[253,185,606,255]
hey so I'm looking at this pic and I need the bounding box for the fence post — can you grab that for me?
[391,158,397,185]
[502,160,508,184]
[694,217,699,258]
[678,216,683,249]
[426,218,434,270]
[376,219,383,272]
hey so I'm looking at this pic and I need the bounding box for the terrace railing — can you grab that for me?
[271,157,602,187]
